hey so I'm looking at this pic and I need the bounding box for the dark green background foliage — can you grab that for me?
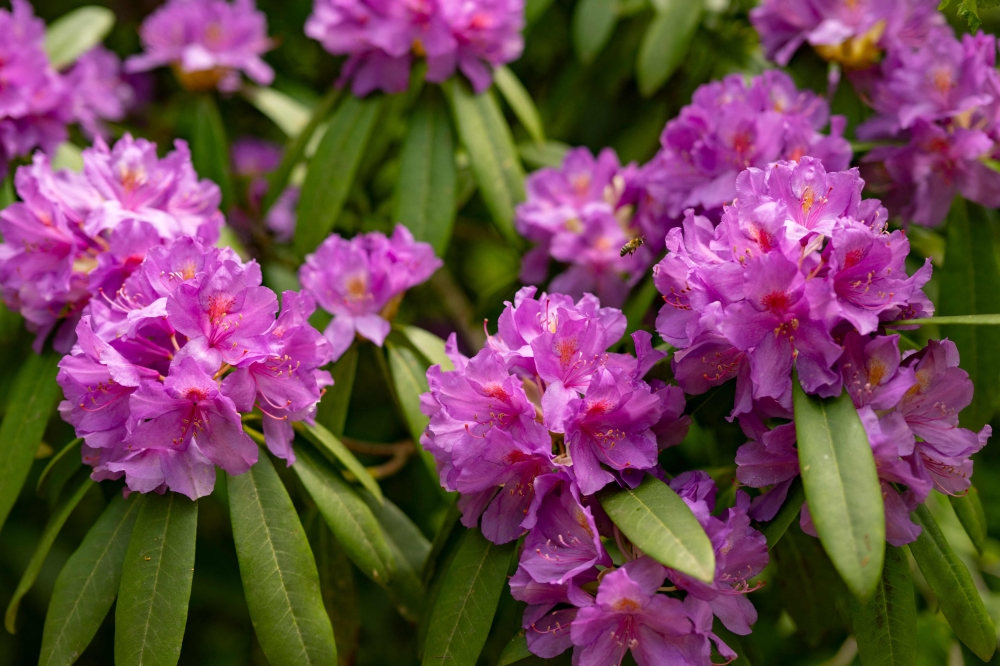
[6,0,1000,664]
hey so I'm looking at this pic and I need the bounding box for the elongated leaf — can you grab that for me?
[191,95,234,210]
[851,545,916,666]
[0,351,63,535]
[497,632,530,665]
[228,454,338,666]
[444,80,525,247]
[939,199,1000,430]
[887,314,1000,326]
[572,0,618,65]
[307,518,360,666]
[315,343,358,437]
[386,341,442,485]
[40,493,141,666]
[362,492,429,621]
[36,437,82,499]
[293,446,395,584]
[395,94,457,256]
[519,140,571,169]
[294,95,381,256]
[760,478,805,548]
[951,487,988,554]
[297,421,383,504]
[115,493,198,666]
[44,6,114,69]
[909,503,996,661]
[5,470,93,633]
[493,67,545,144]
[598,475,715,582]
[793,378,884,600]
[400,325,454,371]
[1,175,13,208]
[636,0,703,97]
[244,86,312,137]
[422,529,517,666]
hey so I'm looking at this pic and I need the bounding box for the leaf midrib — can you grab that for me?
[435,539,493,664]
[134,495,173,665]
[616,487,705,580]
[806,401,861,563]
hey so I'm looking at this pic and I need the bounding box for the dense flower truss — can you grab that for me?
[0,0,73,176]
[750,0,942,69]
[299,225,442,361]
[0,134,224,351]
[229,138,299,243]
[516,147,646,307]
[637,71,852,240]
[655,157,932,419]
[126,0,274,92]
[305,0,525,96]
[64,47,137,140]
[858,30,1000,226]
[57,238,333,499]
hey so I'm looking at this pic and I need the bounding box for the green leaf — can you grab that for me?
[244,86,313,137]
[191,95,234,210]
[572,0,618,65]
[1,175,14,208]
[115,493,198,666]
[939,199,1000,430]
[315,343,358,437]
[597,474,716,583]
[36,437,82,500]
[44,6,114,69]
[909,503,996,661]
[399,325,454,371]
[887,314,1000,326]
[262,86,342,215]
[394,93,457,256]
[5,470,93,633]
[518,141,571,169]
[422,529,517,666]
[297,421,383,504]
[851,545,916,666]
[39,493,141,666]
[293,445,396,585]
[386,341,442,486]
[294,95,382,257]
[526,0,556,22]
[493,66,546,144]
[361,492,430,622]
[636,0,703,97]
[52,143,84,172]
[306,518,360,666]
[793,376,884,600]
[759,477,805,549]
[497,632,530,666]
[950,486,988,555]
[443,79,525,247]
[228,454,338,666]
[0,351,63,535]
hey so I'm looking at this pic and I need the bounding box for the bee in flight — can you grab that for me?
[620,236,645,257]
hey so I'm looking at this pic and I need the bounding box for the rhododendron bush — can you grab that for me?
[4,0,1000,664]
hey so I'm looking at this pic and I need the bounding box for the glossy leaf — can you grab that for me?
[191,95,234,209]
[497,632,530,666]
[444,79,525,247]
[422,529,517,666]
[636,0,703,96]
[5,470,93,633]
[44,6,114,69]
[40,493,141,666]
[294,95,382,257]
[228,454,338,666]
[386,340,442,485]
[597,474,715,583]
[362,492,429,622]
[939,199,1000,430]
[909,503,996,661]
[0,351,63,535]
[399,325,454,371]
[851,545,916,666]
[394,94,457,256]
[36,437,82,500]
[760,478,805,549]
[244,86,312,137]
[297,420,383,504]
[887,314,1000,326]
[293,445,396,584]
[115,493,198,666]
[572,0,617,65]
[315,343,358,437]
[493,66,545,144]
[793,378,884,600]
[950,487,988,554]
[307,517,360,666]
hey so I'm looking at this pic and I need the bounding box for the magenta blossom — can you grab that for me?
[299,225,443,361]
[126,0,274,92]
[64,47,136,139]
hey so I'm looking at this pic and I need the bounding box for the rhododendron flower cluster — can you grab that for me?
[57,237,333,499]
[655,157,932,418]
[229,138,299,243]
[637,71,852,237]
[420,288,768,661]
[299,225,442,362]
[126,0,274,92]
[305,0,525,96]
[0,134,224,351]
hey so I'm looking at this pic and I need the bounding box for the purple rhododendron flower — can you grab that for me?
[305,0,524,96]
[0,0,73,175]
[57,238,332,498]
[0,134,224,351]
[637,71,851,235]
[126,0,274,92]
[299,225,443,361]
[228,138,300,243]
[64,47,136,139]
